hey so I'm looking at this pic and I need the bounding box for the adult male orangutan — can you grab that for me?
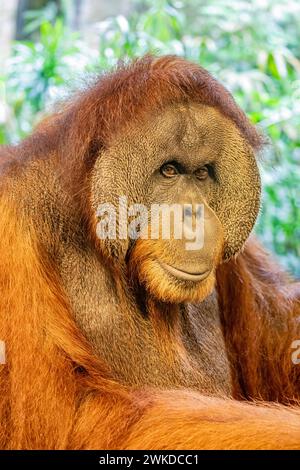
[0,55,299,450]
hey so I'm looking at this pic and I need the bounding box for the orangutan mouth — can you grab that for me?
[159,262,211,282]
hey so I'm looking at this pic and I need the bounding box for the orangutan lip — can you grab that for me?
[159,262,210,282]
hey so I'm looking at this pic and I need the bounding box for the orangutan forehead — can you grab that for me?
[108,103,245,169]
[113,104,241,151]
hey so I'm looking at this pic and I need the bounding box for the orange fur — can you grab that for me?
[217,238,300,403]
[0,56,299,449]
[0,193,300,450]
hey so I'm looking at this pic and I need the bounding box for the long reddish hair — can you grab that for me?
[0,56,299,450]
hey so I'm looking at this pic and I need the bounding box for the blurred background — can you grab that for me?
[0,0,299,276]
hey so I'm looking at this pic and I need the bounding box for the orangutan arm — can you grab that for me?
[70,389,300,450]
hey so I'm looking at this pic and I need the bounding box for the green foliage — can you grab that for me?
[0,17,95,142]
[0,0,299,275]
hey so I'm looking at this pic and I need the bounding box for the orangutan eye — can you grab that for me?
[160,162,181,178]
[195,165,210,181]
